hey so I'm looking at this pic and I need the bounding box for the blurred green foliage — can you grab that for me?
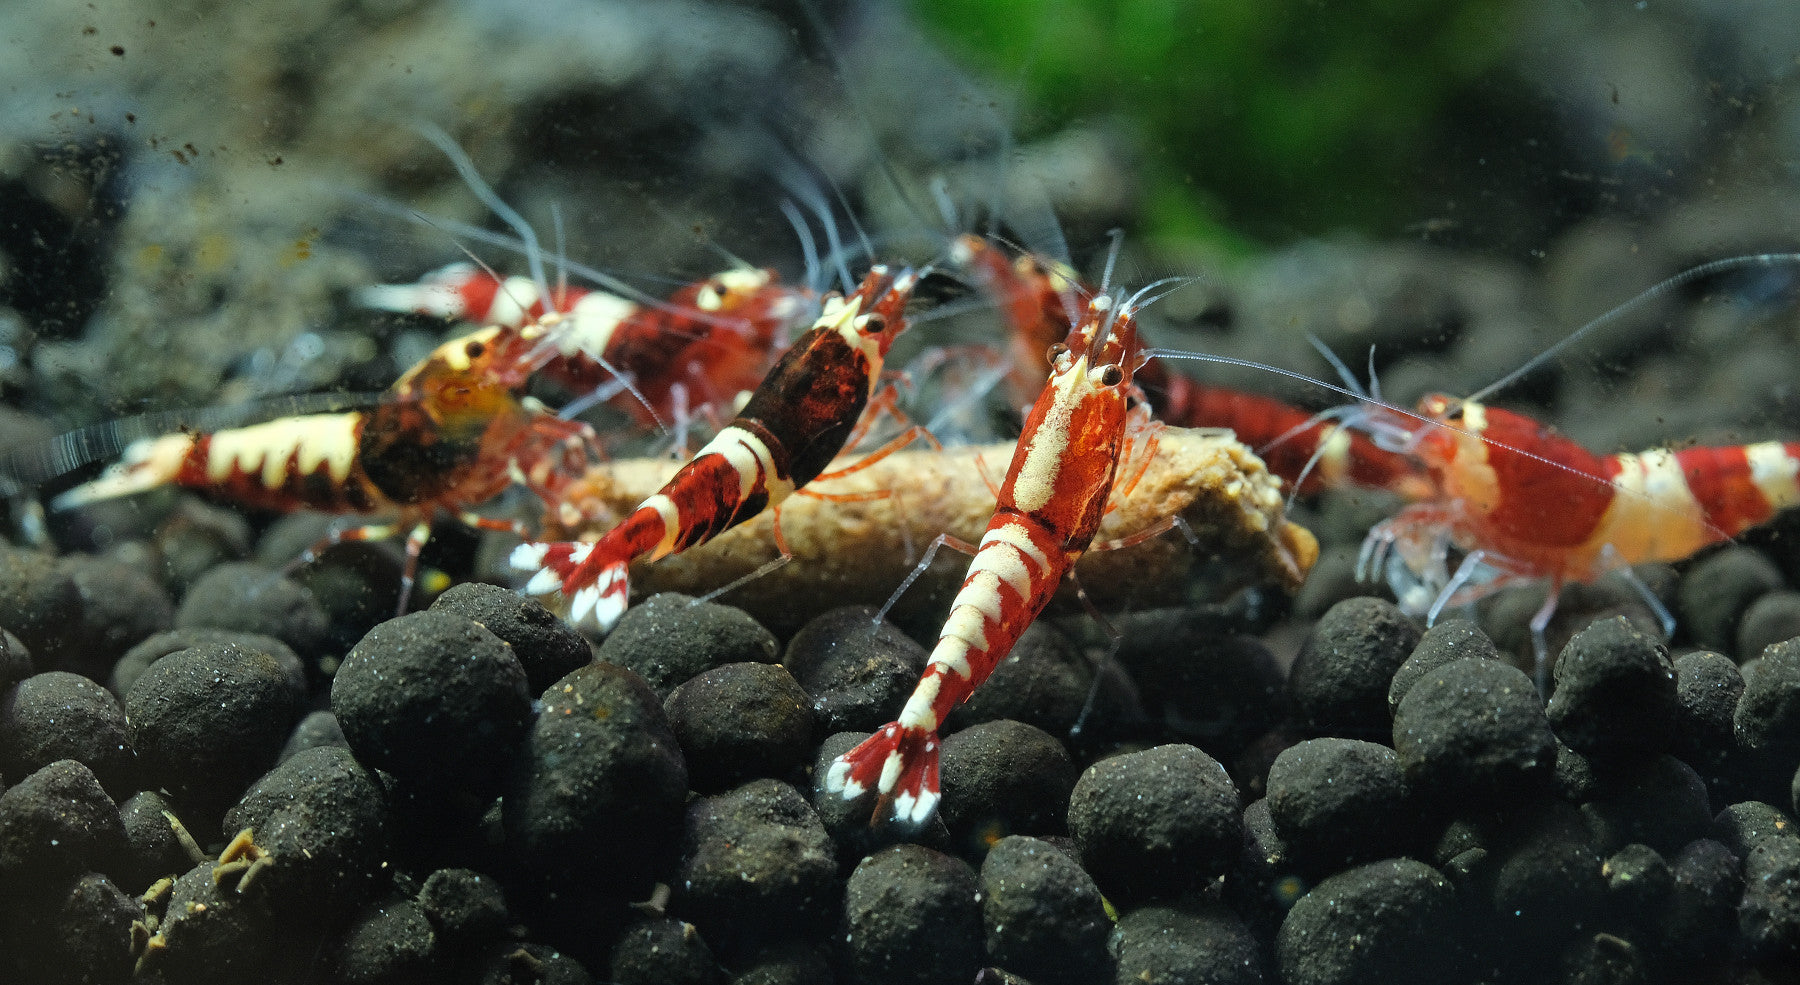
[912,0,1522,248]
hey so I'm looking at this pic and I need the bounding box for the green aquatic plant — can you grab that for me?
[914,0,1522,247]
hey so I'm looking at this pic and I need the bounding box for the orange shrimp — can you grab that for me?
[511,264,928,633]
[824,283,1169,825]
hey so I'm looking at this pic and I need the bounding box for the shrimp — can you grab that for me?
[361,262,816,433]
[1359,393,1800,659]
[952,232,1427,498]
[54,324,595,605]
[511,264,927,633]
[824,283,1166,826]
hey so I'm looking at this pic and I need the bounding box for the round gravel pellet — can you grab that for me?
[1393,657,1556,803]
[1660,838,1741,961]
[724,942,833,985]
[675,779,837,961]
[1275,858,1456,985]
[174,561,330,658]
[1111,903,1265,985]
[504,661,688,902]
[783,606,927,734]
[0,670,133,794]
[1734,636,1800,798]
[0,627,33,690]
[1601,843,1672,930]
[221,745,390,911]
[111,627,305,701]
[1111,608,1286,754]
[1488,801,1606,944]
[0,626,32,691]
[280,708,348,762]
[126,639,307,819]
[430,581,592,693]
[666,662,814,792]
[1671,650,1744,778]
[417,867,509,946]
[978,835,1109,984]
[146,858,280,985]
[608,918,722,985]
[1581,754,1710,855]
[1387,618,1499,714]
[473,941,593,985]
[332,610,531,799]
[597,592,779,698]
[1678,546,1784,652]
[4,871,143,985]
[118,790,198,893]
[0,760,125,884]
[1266,737,1413,876]
[1546,616,1677,757]
[842,844,983,985]
[1289,597,1420,737]
[1068,744,1241,906]
[1737,591,1800,662]
[335,896,438,985]
[0,547,84,669]
[58,552,174,678]
[1738,835,1800,959]
[939,719,1077,853]
[1708,801,1797,859]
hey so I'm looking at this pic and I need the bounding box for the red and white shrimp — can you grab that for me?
[511,264,926,633]
[1358,393,1800,664]
[952,232,1429,499]
[361,262,816,433]
[54,325,595,603]
[824,284,1166,825]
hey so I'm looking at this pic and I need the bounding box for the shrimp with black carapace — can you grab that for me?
[55,325,594,604]
[825,283,1166,826]
[361,262,817,434]
[511,264,926,633]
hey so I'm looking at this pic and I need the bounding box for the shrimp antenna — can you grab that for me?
[779,199,825,293]
[411,122,555,316]
[0,391,389,489]
[1468,251,1800,405]
[770,151,857,292]
[1099,229,1126,293]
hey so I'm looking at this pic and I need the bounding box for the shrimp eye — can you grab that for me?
[860,314,887,335]
[464,340,486,359]
[1046,343,1068,364]
[1097,365,1124,387]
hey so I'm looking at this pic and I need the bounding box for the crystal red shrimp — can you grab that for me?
[824,286,1161,825]
[952,233,1427,498]
[54,325,594,602]
[510,264,926,633]
[361,262,816,431]
[1358,393,1800,662]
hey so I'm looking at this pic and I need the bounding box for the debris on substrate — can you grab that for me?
[540,429,1319,635]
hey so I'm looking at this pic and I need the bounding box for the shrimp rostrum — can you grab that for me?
[825,282,1168,826]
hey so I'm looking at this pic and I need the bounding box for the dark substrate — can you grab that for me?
[4,521,1800,985]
